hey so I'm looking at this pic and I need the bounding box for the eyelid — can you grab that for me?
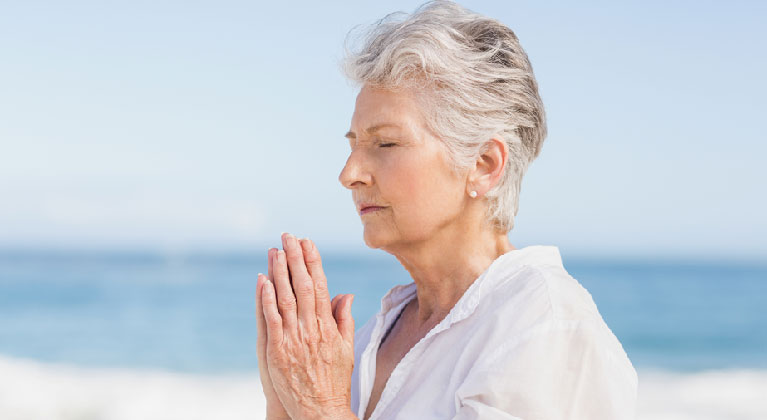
[372,135,398,147]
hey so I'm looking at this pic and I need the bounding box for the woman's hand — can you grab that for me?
[258,233,357,420]
[256,247,291,420]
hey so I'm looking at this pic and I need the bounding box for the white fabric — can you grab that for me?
[350,245,638,420]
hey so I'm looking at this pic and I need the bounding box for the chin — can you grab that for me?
[362,230,382,249]
[362,226,391,250]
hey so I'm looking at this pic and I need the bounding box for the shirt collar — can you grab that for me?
[377,245,564,328]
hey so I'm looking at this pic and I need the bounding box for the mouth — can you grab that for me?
[359,206,386,215]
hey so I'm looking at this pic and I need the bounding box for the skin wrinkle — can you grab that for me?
[261,234,356,420]
[339,84,514,329]
[344,2,547,233]
[259,3,550,418]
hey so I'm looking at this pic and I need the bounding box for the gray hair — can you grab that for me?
[342,0,547,233]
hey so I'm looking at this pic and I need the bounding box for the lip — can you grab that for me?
[358,204,387,215]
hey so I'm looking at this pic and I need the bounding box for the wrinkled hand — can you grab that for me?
[255,247,290,420]
[259,233,357,420]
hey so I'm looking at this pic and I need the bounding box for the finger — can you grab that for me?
[261,278,284,345]
[267,248,277,282]
[331,294,342,322]
[263,248,276,343]
[333,294,345,323]
[256,273,267,344]
[300,238,335,328]
[265,247,279,337]
[272,248,298,331]
[282,233,316,328]
[337,294,355,346]
[255,274,269,365]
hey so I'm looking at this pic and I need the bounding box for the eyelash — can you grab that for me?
[379,143,396,148]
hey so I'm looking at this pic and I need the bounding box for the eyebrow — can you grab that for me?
[344,123,401,139]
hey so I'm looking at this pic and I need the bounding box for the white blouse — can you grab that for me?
[350,245,638,420]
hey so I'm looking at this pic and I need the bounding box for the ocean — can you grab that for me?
[0,248,765,419]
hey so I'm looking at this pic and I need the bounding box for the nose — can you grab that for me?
[338,148,372,190]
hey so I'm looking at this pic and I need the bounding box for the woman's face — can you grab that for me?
[339,85,467,251]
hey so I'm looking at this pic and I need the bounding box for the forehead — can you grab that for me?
[349,85,425,134]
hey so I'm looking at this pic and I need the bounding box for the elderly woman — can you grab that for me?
[254,1,637,419]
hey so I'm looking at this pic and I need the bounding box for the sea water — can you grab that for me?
[0,249,765,419]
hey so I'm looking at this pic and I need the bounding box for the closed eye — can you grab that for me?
[379,143,396,148]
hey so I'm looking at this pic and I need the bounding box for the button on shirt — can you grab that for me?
[350,245,638,420]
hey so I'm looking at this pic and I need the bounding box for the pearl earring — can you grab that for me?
[469,190,478,198]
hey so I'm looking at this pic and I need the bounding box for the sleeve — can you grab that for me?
[451,319,638,420]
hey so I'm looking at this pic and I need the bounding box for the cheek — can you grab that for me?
[378,161,420,211]
[381,155,460,224]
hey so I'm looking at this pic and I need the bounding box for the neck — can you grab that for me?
[387,222,515,328]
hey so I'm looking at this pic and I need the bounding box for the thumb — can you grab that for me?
[337,294,355,346]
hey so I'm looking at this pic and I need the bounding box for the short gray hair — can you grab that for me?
[343,0,547,233]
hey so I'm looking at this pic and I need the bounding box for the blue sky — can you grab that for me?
[1,1,765,260]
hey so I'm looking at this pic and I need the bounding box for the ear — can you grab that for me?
[467,137,508,197]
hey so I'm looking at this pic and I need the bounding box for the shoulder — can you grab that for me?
[454,312,639,419]
[522,262,602,322]
[474,261,601,331]
[466,246,604,328]
[455,263,638,413]
[469,262,636,382]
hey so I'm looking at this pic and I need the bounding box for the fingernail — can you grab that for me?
[283,233,294,247]
[277,249,285,261]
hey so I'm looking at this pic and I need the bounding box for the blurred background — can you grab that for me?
[1,1,765,419]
